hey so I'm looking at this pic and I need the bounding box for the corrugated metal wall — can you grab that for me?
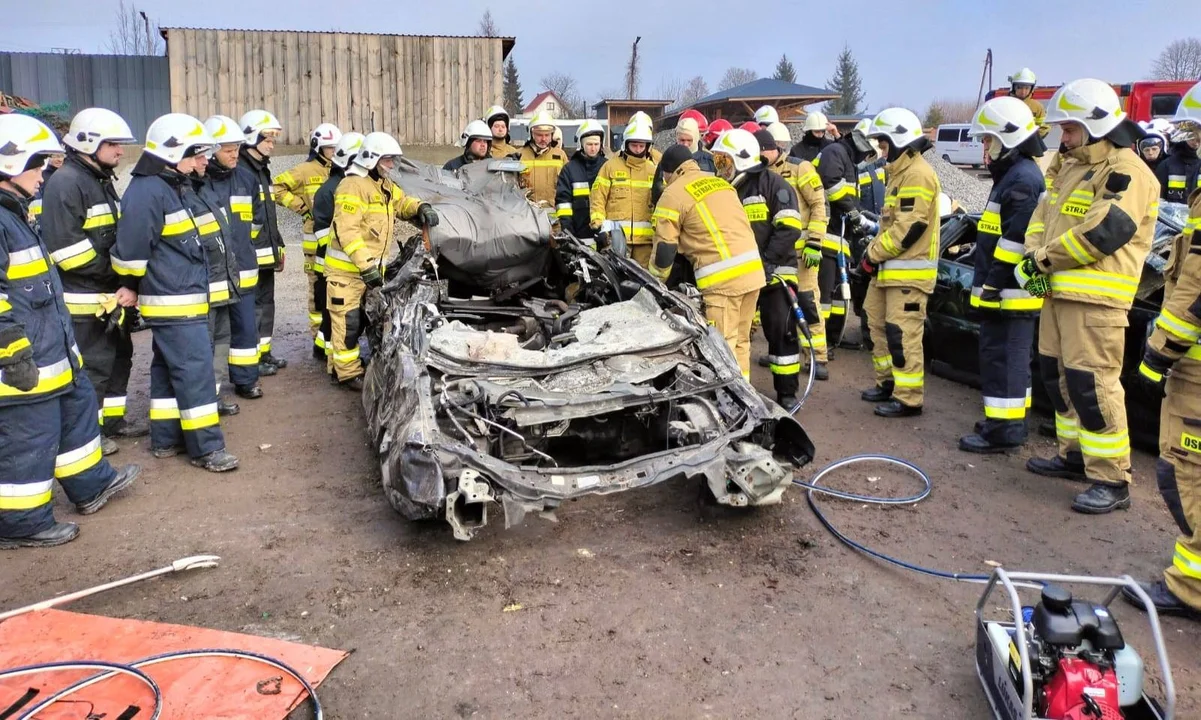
[164,29,505,146]
[0,52,170,138]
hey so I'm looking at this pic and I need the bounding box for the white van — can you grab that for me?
[934,123,985,167]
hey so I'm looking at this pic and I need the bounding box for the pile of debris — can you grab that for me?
[0,91,71,134]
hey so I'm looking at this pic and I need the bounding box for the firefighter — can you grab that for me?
[516,111,569,211]
[40,108,144,441]
[591,116,657,267]
[328,132,439,390]
[754,105,779,126]
[445,120,492,171]
[1009,68,1049,138]
[1158,125,1200,205]
[713,129,805,406]
[1125,80,1201,619]
[649,144,767,378]
[763,124,830,380]
[312,132,365,377]
[628,111,663,165]
[1137,121,1168,174]
[1016,79,1159,513]
[859,107,942,418]
[113,114,238,473]
[27,151,62,235]
[555,120,606,240]
[681,109,710,149]
[651,117,716,205]
[235,109,287,375]
[483,105,517,158]
[789,111,831,163]
[0,114,140,549]
[957,97,1047,453]
[202,115,263,402]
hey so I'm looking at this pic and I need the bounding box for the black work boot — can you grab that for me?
[258,361,278,376]
[1037,419,1056,438]
[0,521,80,550]
[1072,482,1131,514]
[861,381,894,403]
[341,376,365,392]
[235,383,263,399]
[217,399,240,416]
[813,363,829,381]
[104,418,149,438]
[151,444,185,459]
[312,345,325,360]
[1121,580,1201,620]
[76,464,140,515]
[1026,454,1087,482]
[777,394,799,411]
[874,400,922,418]
[757,355,771,368]
[958,433,1016,454]
[261,352,288,369]
[192,449,239,473]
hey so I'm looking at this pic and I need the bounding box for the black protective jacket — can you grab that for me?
[235,148,283,269]
[789,134,831,164]
[444,151,487,172]
[311,165,345,274]
[204,158,259,293]
[1157,142,1201,205]
[734,164,802,277]
[189,175,240,308]
[554,150,606,238]
[973,153,1045,316]
[816,137,862,256]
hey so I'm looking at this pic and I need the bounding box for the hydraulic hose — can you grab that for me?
[773,274,816,412]
[0,661,162,720]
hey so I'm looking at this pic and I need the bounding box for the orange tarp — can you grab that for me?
[0,610,347,719]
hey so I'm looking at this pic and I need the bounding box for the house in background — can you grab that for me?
[658,78,838,130]
[592,98,674,150]
[520,90,569,119]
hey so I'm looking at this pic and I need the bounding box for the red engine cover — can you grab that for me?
[1043,657,1123,720]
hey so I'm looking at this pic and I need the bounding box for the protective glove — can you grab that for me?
[417,204,440,228]
[802,246,822,268]
[1014,255,1049,298]
[361,265,384,288]
[96,294,127,338]
[1137,348,1173,397]
[1,355,39,392]
[596,219,614,251]
[859,257,878,277]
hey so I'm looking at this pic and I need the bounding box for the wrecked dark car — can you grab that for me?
[924,202,1189,451]
[361,159,814,540]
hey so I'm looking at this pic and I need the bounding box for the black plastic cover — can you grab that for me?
[1032,585,1125,650]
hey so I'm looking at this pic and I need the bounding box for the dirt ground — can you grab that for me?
[3,232,1201,718]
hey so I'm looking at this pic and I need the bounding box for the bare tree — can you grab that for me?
[923,98,977,126]
[656,76,686,110]
[478,9,499,37]
[1151,38,1201,81]
[718,67,757,92]
[104,0,163,56]
[540,72,587,118]
[680,76,710,108]
[625,37,642,100]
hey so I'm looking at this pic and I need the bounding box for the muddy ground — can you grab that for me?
[3,171,1200,717]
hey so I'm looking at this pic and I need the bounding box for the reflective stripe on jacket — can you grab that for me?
[272,154,331,256]
[590,152,657,245]
[865,149,942,293]
[235,148,283,269]
[328,171,423,279]
[188,178,240,307]
[736,165,803,276]
[1147,189,1201,383]
[972,154,1045,314]
[555,150,606,239]
[203,159,259,290]
[516,144,568,207]
[769,155,828,255]
[311,167,345,276]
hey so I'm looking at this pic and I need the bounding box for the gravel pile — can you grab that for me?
[923,151,990,213]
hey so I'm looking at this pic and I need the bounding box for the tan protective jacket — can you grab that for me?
[490,139,518,158]
[1148,189,1201,382]
[769,154,829,256]
[516,144,569,207]
[1026,142,1159,311]
[590,152,657,245]
[865,149,942,293]
[272,156,331,258]
[1022,96,1050,139]
[648,161,765,297]
[327,171,423,279]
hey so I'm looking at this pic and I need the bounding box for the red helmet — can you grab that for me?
[740,121,761,134]
[705,118,733,147]
[680,109,709,135]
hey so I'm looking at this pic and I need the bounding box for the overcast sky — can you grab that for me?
[4,0,1187,113]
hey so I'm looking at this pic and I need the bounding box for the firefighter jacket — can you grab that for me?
[651,149,716,205]
[555,150,606,239]
[769,154,828,256]
[26,162,56,233]
[1025,141,1159,311]
[1022,96,1049,139]
[38,152,122,318]
[1157,142,1201,205]
[590,152,657,245]
[816,138,862,258]
[735,164,804,279]
[113,154,211,326]
[272,152,331,260]
[1146,189,1201,383]
[444,150,488,172]
[235,148,284,270]
[648,160,765,297]
[516,143,569,207]
[491,139,518,158]
[311,165,345,276]
[972,153,1045,315]
[204,157,259,293]
[789,135,830,164]
[864,148,942,293]
[188,176,239,308]
[328,169,424,280]
[857,157,888,216]
[0,188,83,407]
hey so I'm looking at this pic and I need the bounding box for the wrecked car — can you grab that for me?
[924,202,1189,451]
[360,159,815,540]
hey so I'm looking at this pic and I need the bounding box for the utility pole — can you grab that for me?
[626,36,641,100]
[139,10,152,55]
[976,48,993,108]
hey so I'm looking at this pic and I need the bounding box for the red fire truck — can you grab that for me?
[988,80,1191,122]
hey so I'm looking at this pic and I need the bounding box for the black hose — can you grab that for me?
[0,661,162,720]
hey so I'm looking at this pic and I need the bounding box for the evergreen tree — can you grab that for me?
[772,54,797,83]
[824,45,865,116]
[503,58,523,116]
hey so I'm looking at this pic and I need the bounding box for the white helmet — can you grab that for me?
[854,118,872,136]
[1009,68,1037,87]
[969,96,1038,149]
[623,118,653,148]
[630,111,653,127]
[238,109,283,146]
[352,131,402,171]
[144,113,215,164]
[331,131,365,170]
[310,123,342,151]
[203,115,245,145]
[0,114,64,178]
[755,105,780,125]
[576,119,605,145]
[802,111,828,133]
[529,110,556,132]
[1171,80,1201,131]
[484,105,510,125]
[766,122,791,147]
[1044,78,1125,138]
[711,128,761,173]
[866,107,925,150]
[64,108,136,154]
[460,119,492,146]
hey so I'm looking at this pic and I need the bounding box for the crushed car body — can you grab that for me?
[361,159,815,540]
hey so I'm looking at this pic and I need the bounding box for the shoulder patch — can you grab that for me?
[1105,173,1131,193]
[1082,170,1095,182]
[776,188,792,206]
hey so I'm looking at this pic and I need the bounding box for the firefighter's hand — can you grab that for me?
[1137,350,1172,397]
[859,257,878,277]
[361,266,384,288]
[417,204,440,228]
[1,355,39,392]
[802,246,822,268]
[1015,256,1049,298]
[115,287,138,308]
